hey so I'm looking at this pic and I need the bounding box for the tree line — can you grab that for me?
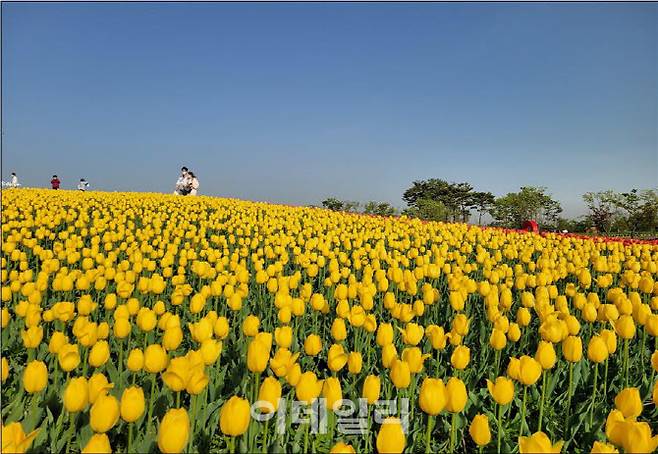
[320,179,658,235]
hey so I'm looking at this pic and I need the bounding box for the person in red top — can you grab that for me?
[51,175,60,189]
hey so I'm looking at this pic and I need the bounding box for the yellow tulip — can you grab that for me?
[242,315,260,337]
[445,377,468,413]
[63,376,89,412]
[295,371,323,403]
[158,408,190,453]
[347,352,362,374]
[331,318,347,341]
[274,326,293,348]
[258,376,282,413]
[362,374,381,404]
[90,393,120,433]
[1,422,39,453]
[88,373,114,403]
[469,414,491,447]
[304,334,322,356]
[327,344,349,372]
[82,434,112,453]
[127,348,144,372]
[247,332,273,373]
[376,417,406,454]
[120,386,145,422]
[487,376,514,405]
[23,360,47,393]
[144,344,169,373]
[89,340,110,368]
[590,441,619,453]
[562,336,582,362]
[376,323,394,346]
[330,441,356,453]
[587,336,609,363]
[58,343,80,372]
[614,387,642,418]
[219,396,251,436]
[535,341,556,370]
[418,377,446,415]
[450,345,470,370]
[390,359,411,389]
[322,376,343,411]
[518,431,564,453]
[518,356,542,386]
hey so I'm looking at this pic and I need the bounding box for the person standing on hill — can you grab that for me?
[51,175,61,189]
[174,167,191,195]
[78,178,89,191]
[188,171,200,196]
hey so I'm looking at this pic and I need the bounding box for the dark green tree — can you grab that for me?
[491,186,562,228]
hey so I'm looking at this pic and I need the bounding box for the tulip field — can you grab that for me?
[3,188,658,453]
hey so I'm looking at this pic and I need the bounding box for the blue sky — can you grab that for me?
[3,2,656,216]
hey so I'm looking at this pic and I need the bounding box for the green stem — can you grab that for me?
[147,373,156,429]
[565,362,573,437]
[519,386,527,437]
[603,358,608,398]
[303,420,310,453]
[538,371,547,432]
[128,423,133,453]
[449,412,457,453]
[425,414,435,454]
[263,416,269,454]
[589,363,598,427]
[497,404,503,454]
[623,339,629,387]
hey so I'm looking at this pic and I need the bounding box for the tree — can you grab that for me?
[583,190,618,233]
[491,186,562,228]
[470,191,496,225]
[321,197,344,211]
[402,198,450,222]
[402,179,476,222]
[363,201,397,217]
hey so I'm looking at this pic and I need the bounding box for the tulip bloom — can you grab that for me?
[63,377,89,412]
[120,386,145,422]
[23,360,47,394]
[58,343,81,372]
[487,377,514,405]
[295,371,323,403]
[362,375,381,404]
[614,387,642,419]
[327,344,348,372]
[418,377,446,416]
[562,336,582,362]
[90,393,120,433]
[158,408,190,453]
[304,334,322,356]
[330,442,356,453]
[518,431,564,453]
[322,377,343,411]
[219,396,251,436]
[1,422,39,453]
[376,417,406,454]
[144,344,169,373]
[390,359,411,389]
[450,345,470,370]
[469,414,491,447]
[81,434,112,454]
[247,333,273,373]
[258,376,282,413]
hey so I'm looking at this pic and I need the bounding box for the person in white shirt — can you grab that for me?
[174,167,190,195]
[188,171,199,196]
[78,178,90,191]
[10,172,19,187]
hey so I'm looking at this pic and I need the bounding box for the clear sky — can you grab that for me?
[3,2,657,216]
